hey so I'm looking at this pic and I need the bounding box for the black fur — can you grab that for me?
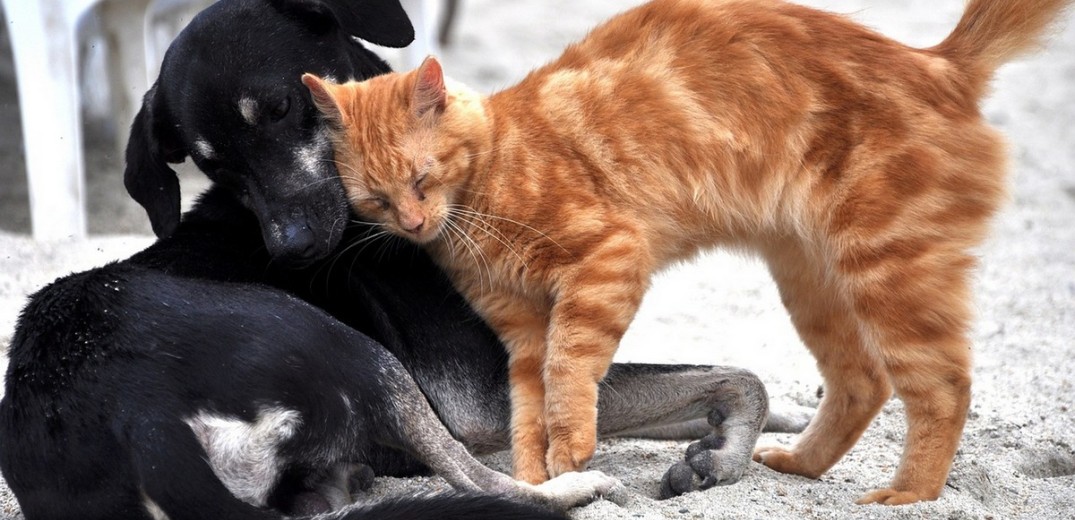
[0,260,565,519]
[338,493,566,520]
[1,0,793,518]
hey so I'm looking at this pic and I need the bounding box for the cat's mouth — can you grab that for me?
[397,219,444,245]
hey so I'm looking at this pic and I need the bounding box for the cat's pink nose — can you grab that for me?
[402,216,425,234]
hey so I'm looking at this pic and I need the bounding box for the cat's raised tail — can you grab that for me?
[934,0,1072,96]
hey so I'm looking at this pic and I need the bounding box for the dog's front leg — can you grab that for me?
[594,364,779,497]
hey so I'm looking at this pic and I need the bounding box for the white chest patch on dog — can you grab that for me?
[185,406,302,506]
[238,97,258,126]
[193,137,216,160]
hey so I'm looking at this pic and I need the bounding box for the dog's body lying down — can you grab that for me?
[2,214,619,519]
[0,0,803,518]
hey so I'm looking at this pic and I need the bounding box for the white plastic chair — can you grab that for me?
[1,0,204,241]
[2,0,436,240]
[401,0,447,68]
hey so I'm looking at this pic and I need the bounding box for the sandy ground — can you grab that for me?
[1,0,1074,518]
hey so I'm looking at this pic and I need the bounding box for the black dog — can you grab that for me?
[0,0,806,518]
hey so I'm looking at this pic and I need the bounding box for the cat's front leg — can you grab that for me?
[473,293,555,484]
[544,248,653,478]
[508,344,552,484]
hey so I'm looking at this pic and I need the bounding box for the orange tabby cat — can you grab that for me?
[303,0,1070,505]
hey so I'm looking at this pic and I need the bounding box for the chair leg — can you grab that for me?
[401,0,442,68]
[100,0,151,158]
[437,0,458,46]
[4,0,87,240]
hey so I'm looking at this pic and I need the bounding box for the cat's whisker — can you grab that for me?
[449,204,569,254]
[324,226,393,281]
[450,210,530,271]
[443,209,492,294]
[292,176,339,193]
[443,221,485,293]
[446,215,492,293]
[331,158,362,175]
[349,217,384,226]
[305,216,354,292]
[461,142,507,161]
[330,159,374,190]
[353,230,395,257]
[337,230,396,284]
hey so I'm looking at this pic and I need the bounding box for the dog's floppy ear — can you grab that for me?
[271,0,415,48]
[124,85,185,238]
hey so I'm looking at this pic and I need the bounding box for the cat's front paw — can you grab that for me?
[546,424,597,478]
[532,470,626,510]
[514,457,551,485]
[659,433,748,498]
[752,445,823,478]
[856,486,940,505]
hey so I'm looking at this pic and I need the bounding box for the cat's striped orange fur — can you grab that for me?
[304,0,1071,505]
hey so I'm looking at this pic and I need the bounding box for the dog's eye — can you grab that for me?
[270,96,291,121]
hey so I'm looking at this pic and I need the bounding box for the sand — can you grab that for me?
[1,1,1073,518]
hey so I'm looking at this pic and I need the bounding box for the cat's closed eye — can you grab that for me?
[414,173,429,201]
[361,196,390,211]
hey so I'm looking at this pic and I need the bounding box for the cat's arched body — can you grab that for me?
[305,0,1071,505]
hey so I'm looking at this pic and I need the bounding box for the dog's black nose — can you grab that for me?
[277,221,319,261]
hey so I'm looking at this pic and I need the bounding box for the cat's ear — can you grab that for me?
[412,56,446,119]
[302,73,349,124]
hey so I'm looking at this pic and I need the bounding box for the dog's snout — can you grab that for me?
[253,185,348,264]
[273,221,319,262]
[286,222,317,256]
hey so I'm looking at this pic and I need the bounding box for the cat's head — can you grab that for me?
[303,57,485,245]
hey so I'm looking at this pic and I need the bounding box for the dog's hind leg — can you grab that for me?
[128,417,283,520]
[594,364,780,497]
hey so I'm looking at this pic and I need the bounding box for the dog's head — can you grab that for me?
[124,0,414,263]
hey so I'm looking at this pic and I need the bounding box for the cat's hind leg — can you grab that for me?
[753,240,894,480]
[840,243,975,505]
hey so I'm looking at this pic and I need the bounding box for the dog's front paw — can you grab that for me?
[532,470,625,510]
[659,433,747,498]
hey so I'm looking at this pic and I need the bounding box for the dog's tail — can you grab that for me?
[933,0,1071,97]
[126,422,565,520]
[326,493,568,520]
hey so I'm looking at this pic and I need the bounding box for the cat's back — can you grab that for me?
[495,0,955,166]
[512,0,921,96]
[537,1,821,62]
